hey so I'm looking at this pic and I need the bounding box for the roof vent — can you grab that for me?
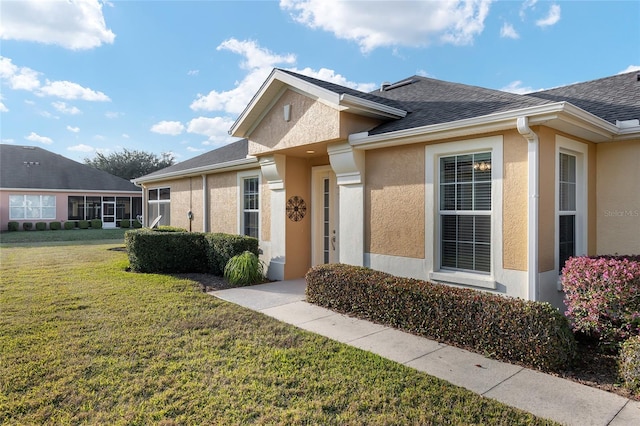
[380,78,416,92]
[380,81,391,91]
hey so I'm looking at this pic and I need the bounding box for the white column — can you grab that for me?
[328,142,365,266]
[259,154,286,281]
[201,174,208,232]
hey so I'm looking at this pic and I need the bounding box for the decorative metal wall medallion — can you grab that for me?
[286,196,307,222]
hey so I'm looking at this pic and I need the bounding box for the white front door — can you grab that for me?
[312,166,339,265]
[102,201,116,228]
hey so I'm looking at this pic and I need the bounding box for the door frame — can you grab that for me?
[311,166,339,266]
[102,200,116,228]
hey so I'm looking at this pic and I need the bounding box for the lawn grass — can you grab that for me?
[0,242,557,425]
[0,228,127,245]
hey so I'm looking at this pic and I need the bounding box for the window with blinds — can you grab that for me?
[558,152,577,271]
[439,152,491,273]
[242,177,259,239]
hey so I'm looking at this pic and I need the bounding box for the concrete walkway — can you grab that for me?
[211,279,640,426]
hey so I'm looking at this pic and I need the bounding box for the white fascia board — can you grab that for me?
[1,188,141,194]
[349,102,623,150]
[132,157,259,185]
[339,93,407,119]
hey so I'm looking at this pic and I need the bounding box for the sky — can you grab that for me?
[1,0,639,163]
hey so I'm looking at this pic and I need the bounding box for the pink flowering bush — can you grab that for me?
[562,255,640,348]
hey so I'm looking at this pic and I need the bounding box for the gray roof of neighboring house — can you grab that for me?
[0,144,140,192]
[136,138,250,180]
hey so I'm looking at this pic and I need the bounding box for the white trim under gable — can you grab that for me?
[425,136,512,294]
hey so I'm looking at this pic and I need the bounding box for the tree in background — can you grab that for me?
[84,149,175,180]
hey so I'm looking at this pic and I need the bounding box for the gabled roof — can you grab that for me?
[133,138,255,184]
[0,144,140,192]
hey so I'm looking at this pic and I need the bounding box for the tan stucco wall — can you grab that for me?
[537,126,556,272]
[169,177,203,231]
[366,144,425,258]
[285,157,312,278]
[503,130,529,271]
[249,90,341,156]
[207,172,239,235]
[596,138,640,254]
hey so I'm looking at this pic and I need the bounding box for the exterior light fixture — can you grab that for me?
[473,161,491,172]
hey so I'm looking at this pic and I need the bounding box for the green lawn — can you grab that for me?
[0,228,127,245]
[0,240,557,425]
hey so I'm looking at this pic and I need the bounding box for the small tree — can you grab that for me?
[84,149,175,180]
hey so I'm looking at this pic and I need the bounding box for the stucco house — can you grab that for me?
[0,145,142,230]
[133,69,640,309]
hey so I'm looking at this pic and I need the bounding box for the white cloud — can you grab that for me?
[0,0,115,50]
[53,101,81,115]
[520,0,538,20]
[619,65,640,74]
[105,111,121,119]
[150,120,185,135]
[25,131,53,145]
[500,80,535,94]
[0,94,7,112]
[191,38,376,114]
[187,116,236,144]
[38,80,110,101]
[186,146,205,153]
[500,23,519,39]
[280,0,492,52]
[187,70,199,76]
[68,144,94,153]
[2,138,16,144]
[0,56,40,90]
[536,4,561,27]
[122,133,130,139]
[67,125,80,133]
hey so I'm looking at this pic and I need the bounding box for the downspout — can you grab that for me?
[202,174,209,232]
[517,116,539,301]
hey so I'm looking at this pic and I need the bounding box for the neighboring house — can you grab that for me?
[0,145,142,230]
[134,69,640,309]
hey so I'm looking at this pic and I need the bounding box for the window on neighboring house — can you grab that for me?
[9,195,56,220]
[558,152,577,272]
[439,152,492,273]
[241,176,259,238]
[147,187,170,226]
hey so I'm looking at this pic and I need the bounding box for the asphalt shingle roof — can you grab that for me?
[138,138,250,180]
[0,145,140,192]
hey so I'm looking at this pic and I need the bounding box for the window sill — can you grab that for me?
[429,271,496,290]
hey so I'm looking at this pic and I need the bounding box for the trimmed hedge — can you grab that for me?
[619,336,640,393]
[562,255,640,347]
[64,221,76,230]
[132,219,142,229]
[306,264,577,371]
[120,219,131,229]
[49,221,61,230]
[125,229,208,273]
[35,222,47,231]
[7,222,19,232]
[205,233,259,276]
[78,220,90,229]
[22,222,33,231]
[90,219,102,229]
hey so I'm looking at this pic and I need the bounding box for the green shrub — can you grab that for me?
[132,219,142,228]
[90,219,102,229]
[7,222,19,232]
[120,219,131,229]
[22,222,33,231]
[306,264,577,372]
[224,251,264,286]
[64,221,76,230]
[125,229,208,273]
[78,220,90,229]
[619,335,640,393]
[156,225,187,232]
[49,221,61,230]
[204,233,259,276]
[35,222,47,231]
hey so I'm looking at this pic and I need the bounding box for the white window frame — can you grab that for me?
[147,187,171,226]
[555,136,588,274]
[426,136,503,289]
[9,194,56,220]
[237,171,261,239]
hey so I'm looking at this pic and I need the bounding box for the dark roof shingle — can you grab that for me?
[0,145,140,192]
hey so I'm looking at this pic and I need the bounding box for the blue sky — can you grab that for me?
[1,0,639,163]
